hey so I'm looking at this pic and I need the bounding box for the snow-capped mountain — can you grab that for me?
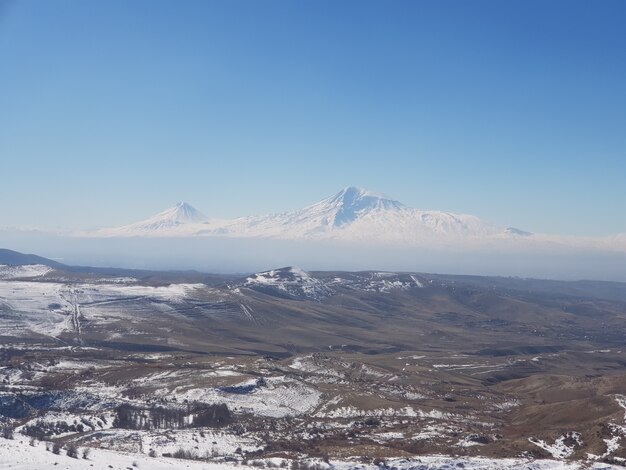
[302,186,406,228]
[206,186,504,241]
[95,202,208,236]
[90,187,517,243]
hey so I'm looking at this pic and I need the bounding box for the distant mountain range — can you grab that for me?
[0,248,66,269]
[91,187,534,244]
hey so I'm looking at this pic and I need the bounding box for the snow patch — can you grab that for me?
[0,264,53,279]
[529,432,583,459]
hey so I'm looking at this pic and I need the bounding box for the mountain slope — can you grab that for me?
[0,248,66,269]
[3,264,626,464]
[240,266,333,301]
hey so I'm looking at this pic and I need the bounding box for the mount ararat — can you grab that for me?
[3,187,624,280]
[93,187,532,243]
[87,187,625,255]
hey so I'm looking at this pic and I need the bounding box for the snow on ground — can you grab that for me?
[368,431,404,444]
[289,356,345,380]
[14,410,115,437]
[320,405,418,419]
[587,435,621,461]
[455,436,486,448]
[172,375,322,418]
[0,279,207,339]
[291,355,341,373]
[410,275,424,288]
[0,281,75,338]
[417,408,458,420]
[332,456,623,470]
[289,356,393,384]
[0,435,623,470]
[614,394,626,421]
[289,356,316,372]
[208,369,243,377]
[244,267,332,301]
[410,423,454,440]
[20,368,318,421]
[140,428,262,457]
[397,390,427,400]
[326,273,426,293]
[61,282,205,304]
[128,368,243,389]
[492,399,521,411]
[0,265,52,280]
[0,435,236,470]
[432,362,503,371]
[92,277,137,284]
[529,432,583,459]
[587,394,626,460]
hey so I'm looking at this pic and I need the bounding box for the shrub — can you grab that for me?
[66,444,79,458]
[364,417,381,426]
[192,403,232,427]
[52,442,62,455]
[172,448,196,460]
[1,427,14,440]
[83,447,91,459]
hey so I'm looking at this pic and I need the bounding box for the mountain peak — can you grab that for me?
[325,186,404,227]
[162,202,207,225]
[123,202,208,232]
[334,186,387,200]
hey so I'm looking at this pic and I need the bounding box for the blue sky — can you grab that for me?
[1,0,625,235]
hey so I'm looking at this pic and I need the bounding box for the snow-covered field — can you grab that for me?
[0,435,623,470]
[0,265,52,280]
[172,375,322,418]
[0,435,234,469]
[0,277,208,339]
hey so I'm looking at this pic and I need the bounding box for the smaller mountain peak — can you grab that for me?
[142,202,208,228]
[169,202,207,223]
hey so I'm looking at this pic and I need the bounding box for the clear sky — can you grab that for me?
[1,0,625,235]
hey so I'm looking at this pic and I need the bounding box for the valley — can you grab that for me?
[1,254,626,468]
